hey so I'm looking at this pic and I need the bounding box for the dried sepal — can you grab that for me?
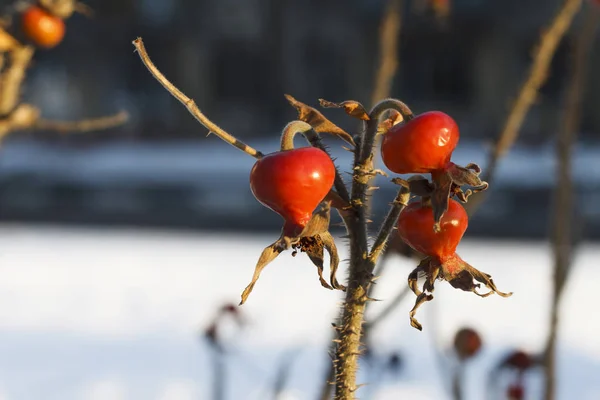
[407,255,512,330]
[320,231,345,290]
[284,94,356,146]
[318,99,370,121]
[240,239,287,305]
[429,162,489,228]
[239,201,345,305]
[447,162,488,191]
[303,236,331,289]
[430,173,453,232]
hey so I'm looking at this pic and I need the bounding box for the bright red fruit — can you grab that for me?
[250,147,335,237]
[21,6,65,49]
[397,198,467,260]
[381,111,459,174]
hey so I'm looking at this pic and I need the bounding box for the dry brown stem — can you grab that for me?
[481,0,582,185]
[543,6,599,400]
[34,110,129,133]
[371,0,401,106]
[0,104,128,140]
[0,44,34,115]
[132,37,263,159]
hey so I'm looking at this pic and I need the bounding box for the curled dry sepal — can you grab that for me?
[240,200,344,305]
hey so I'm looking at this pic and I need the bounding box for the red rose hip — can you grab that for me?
[397,198,467,260]
[250,147,335,236]
[381,111,459,174]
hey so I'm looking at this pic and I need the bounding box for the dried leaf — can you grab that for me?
[240,240,285,305]
[318,99,370,121]
[284,94,356,146]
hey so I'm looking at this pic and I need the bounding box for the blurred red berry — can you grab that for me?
[504,350,534,371]
[507,384,524,400]
[453,327,482,360]
[21,6,65,49]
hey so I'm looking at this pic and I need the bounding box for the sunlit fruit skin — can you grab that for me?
[21,6,65,49]
[381,111,459,174]
[250,147,335,236]
[397,198,467,260]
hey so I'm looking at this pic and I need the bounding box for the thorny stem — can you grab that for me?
[132,38,264,159]
[480,0,582,187]
[333,101,412,400]
[370,0,402,106]
[543,6,598,400]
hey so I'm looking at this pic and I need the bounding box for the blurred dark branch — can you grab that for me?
[371,0,401,106]
[271,349,302,400]
[543,6,599,400]
[132,38,264,159]
[210,346,225,400]
[35,111,129,133]
[364,284,410,331]
[468,0,582,213]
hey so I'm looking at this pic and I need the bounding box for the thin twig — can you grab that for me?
[370,0,402,106]
[34,110,129,133]
[464,0,583,216]
[364,285,410,331]
[482,0,582,183]
[132,37,263,159]
[368,185,410,264]
[543,6,598,400]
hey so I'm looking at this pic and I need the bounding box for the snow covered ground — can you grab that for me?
[0,225,598,400]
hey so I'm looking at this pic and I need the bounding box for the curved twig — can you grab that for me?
[132,37,263,159]
[34,110,129,133]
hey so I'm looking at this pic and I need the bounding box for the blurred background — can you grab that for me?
[0,0,598,399]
